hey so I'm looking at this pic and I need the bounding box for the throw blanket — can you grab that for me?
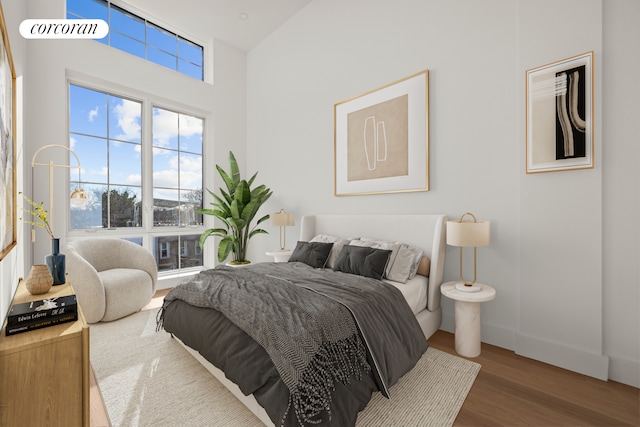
[158,263,428,426]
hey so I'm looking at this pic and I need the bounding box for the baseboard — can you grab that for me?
[608,354,640,388]
[440,313,515,351]
[515,332,609,381]
[442,315,612,382]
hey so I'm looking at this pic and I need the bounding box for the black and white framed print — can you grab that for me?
[526,51,594,174]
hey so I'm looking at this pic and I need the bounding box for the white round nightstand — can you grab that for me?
[266,250,293,263]
[441,281,496,358]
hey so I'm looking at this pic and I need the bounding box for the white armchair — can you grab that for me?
[64,238,158,323]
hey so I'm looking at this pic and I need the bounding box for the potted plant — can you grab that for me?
[198,151,273,265]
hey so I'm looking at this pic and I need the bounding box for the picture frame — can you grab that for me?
[526,51,594,174]
[334,70,429,196]
[0,3,16,261]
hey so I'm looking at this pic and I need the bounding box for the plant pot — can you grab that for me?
[226,260,251,267]
[45,238,66,285]
[25,264,53,295]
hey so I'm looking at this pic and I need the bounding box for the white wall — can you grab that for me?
[246,0,639,387]
[602,0,640,388]
[515,0,607,380]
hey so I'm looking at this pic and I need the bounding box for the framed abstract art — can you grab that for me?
[0,3,16,261]
[526,51,594,174]
[334,70,429,196]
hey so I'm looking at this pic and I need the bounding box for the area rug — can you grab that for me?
[91,308,480,427]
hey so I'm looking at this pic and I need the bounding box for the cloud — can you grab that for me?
[152,153,201,190]
[89,106,99,122]
[152,169,179,189]
[127,174,142,186]
[152,108,202,149]
[180,154,202,173]
[113,99,141,141]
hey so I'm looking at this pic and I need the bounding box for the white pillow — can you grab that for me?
[405,245,424,279]
[385,246,415,283]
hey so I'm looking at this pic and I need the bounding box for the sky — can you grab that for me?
[69,84,203,203]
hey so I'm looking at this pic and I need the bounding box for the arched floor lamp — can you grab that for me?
[31,144,88,241]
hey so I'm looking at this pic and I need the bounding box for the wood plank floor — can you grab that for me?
[90,290,640,426]
[429,331,639,426]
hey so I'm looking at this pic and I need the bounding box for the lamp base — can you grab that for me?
[455,282,483,293]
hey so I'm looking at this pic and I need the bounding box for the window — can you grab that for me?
[153,234,202,272]
[67,0,204,81]
[159,241,170,259]
[69,84,142,230]
[152,107,203,228]
[69,83,204,273]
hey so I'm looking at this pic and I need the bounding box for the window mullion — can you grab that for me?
[142,99,154,248]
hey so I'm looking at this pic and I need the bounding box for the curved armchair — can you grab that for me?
[64,238,158,323]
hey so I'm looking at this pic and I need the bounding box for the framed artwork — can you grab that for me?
[526,51,594,174]
[0,3,16,260]
[334,70,429,196]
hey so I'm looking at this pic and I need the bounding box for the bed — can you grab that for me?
[158,214,447,426]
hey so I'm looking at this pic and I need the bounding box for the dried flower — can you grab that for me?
[19,192,54,239]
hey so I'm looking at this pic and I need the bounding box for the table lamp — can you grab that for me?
[446,212,490,293]
[269,209,295,250]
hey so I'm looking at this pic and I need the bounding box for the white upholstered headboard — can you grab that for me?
[299,214,447,313]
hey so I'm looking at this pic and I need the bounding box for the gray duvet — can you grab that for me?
[159,262,427,427]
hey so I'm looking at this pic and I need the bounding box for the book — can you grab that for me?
[7,295,78,327]
[6,312,78,336]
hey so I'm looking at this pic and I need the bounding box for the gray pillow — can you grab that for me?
[310,234,354,269]
[333,245,391,280]
[349,239,401,278]
[288,241,334,268]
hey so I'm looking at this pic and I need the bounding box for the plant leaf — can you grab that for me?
[217,237,234,262]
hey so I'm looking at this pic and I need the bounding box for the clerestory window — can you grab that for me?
[67,0,204,81]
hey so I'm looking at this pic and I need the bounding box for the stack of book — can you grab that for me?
[5,295,78,336]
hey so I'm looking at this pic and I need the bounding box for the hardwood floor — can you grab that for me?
[429,331,639,426]
[90,290,640,426]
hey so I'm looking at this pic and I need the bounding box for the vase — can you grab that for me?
[45,238,66,285]
[25,264,53,295]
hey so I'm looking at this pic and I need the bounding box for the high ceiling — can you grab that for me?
[121,0,312,52]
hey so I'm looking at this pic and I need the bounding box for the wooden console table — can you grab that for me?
[0,279,90,426]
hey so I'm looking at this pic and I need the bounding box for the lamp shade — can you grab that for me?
[70,187,89,208]
[270,210,295,226]
[447,220,490,247]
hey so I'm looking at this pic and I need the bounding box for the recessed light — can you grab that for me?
[239,13,249,20]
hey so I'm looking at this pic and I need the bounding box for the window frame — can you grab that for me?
[66,74,208,276]
[67,0,209,83]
